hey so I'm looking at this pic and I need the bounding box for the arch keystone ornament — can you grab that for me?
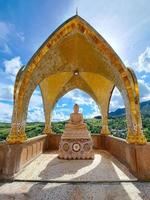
[7,15,147,145]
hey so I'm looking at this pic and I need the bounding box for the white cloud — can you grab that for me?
[3,56,22,79]
[0,102,13,122]
[52,110,69,122]
[55,107,70,113]
[124,47,150,102]
[27,88,44,122]
[64,89,101,115]
[134,47,150,73]
[1,43,12,54]
[0,21,12,54]
[85,103,100,118]
[0,20,25,43]
[52,89,101,120]
[28,91,43,108]
[0,20,25,55]
[16,32,25,42]
[0,21,10,41]
[79,107,83,113]
[0,86,44,122]
[27,107,44,122]
[109,88,124,111]
[56,103,67,108]
[138,79,150,101]
[0,83,14,101]
[141,74,147,79]
[64,89,95,106]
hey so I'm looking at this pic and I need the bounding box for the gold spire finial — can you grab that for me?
[76,7,78,15]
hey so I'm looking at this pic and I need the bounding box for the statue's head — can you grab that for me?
[73,104,79,113]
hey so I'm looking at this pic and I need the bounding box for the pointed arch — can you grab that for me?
[7,15,146,144]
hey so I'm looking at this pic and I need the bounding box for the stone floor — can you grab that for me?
[0,150,150,200]
[16,150,136,181]
[0,182,150,200]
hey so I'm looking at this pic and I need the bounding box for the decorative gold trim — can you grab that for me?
[42,126,52,135]
[101,126,110,135]
[6,133,27,144]
[127,133,147,144]
[8,15,146,146]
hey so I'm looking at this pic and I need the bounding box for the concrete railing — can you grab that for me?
[103,135,150,180]
[19,135,48,167]
[0,135,48,180]
[0,142,6,177]
[0,133,150,180]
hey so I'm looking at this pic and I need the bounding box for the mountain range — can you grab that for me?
[94,100,150,119]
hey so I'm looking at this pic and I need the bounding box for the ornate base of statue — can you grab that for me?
[58,138,94,160]
[58,104,94,160]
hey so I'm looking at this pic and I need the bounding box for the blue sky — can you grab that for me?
[0,0,150,122]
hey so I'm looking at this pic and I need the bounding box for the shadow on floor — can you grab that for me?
[38,150,136,181]
[0,150,149,199]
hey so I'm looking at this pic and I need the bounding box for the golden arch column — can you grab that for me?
[6,15,147,145]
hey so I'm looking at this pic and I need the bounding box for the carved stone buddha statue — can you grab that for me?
[65,104,87,130]
[62,104,90,139]
[58,104,94,159]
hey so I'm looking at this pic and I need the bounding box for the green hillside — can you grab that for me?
[0,115,150,142]
[0,100,150,142]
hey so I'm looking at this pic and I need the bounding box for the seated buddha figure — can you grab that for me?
[65,104,87,130]
[59,103,94,159]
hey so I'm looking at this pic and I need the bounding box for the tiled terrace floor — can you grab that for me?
[16,150,136,182]
[0,150,150,200]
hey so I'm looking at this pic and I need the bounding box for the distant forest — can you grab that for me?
[0,100,150,142]
[0,115,150,142]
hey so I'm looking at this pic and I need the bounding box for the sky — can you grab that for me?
[0,0,150,122]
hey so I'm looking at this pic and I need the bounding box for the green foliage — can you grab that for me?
[108,117,127,130]
[85,119,101,134]
[0,123,10,141]
[25,122,44,138]
[142,115,150,142]
[51,121,66,134]
[0,116,150,142]
[108,116,127,139]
